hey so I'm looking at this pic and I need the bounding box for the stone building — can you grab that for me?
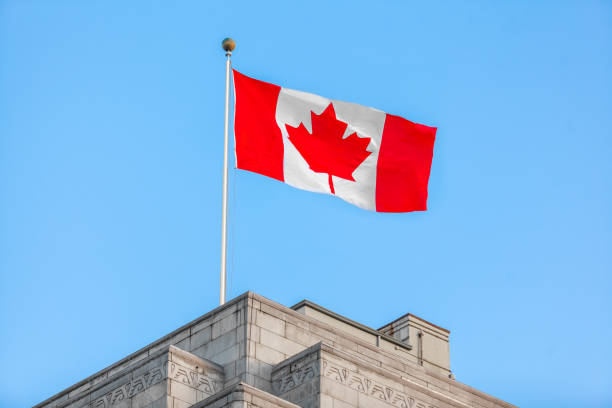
[34,292,515,408]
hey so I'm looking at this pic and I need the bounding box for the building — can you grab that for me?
[34,292,515,408]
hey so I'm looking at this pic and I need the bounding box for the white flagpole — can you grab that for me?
[220,37,235,305]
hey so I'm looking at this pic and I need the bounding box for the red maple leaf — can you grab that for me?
[285,103,372,194]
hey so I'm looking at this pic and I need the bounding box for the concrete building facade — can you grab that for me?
[34,292,515,408]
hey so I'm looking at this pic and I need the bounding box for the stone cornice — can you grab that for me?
[256,294,515,408]
[273,342,516,408]
[33,291,514,408]
[192,382,300,408]
[291,299,415,350]
[38,345,224,408]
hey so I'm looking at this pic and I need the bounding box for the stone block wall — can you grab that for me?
[36,345,224,408]
[271,343,464,408]
[193,383,300,408]
[271,345,321,408]
[245,296,512,408]
[379,314,451,373]
[35,296,249,408]
[34,292,515,408]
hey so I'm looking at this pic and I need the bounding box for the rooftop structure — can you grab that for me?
[34,292,515,408]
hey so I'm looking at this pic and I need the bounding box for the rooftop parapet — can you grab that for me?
[292,299,451,374]
[34,291,513,408]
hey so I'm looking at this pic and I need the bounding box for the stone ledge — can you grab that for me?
[39,345,225,408]
[292,299,415,351]
[192,382,301,408]
[254,293,512,408]
[170,345,225,374]
[271,342,325,375]
[258,294,451,377]
[380,313,450,336]
[270,342,516,408]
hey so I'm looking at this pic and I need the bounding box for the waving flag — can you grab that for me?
[233,70,437,212]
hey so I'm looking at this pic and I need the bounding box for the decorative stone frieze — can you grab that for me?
[35,292,515,408]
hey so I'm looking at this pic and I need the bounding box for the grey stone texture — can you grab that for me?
[192,382,300,408]
[34,292,516,408]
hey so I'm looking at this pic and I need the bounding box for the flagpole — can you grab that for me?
[220,37,235,305]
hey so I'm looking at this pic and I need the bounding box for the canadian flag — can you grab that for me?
[233,70,437,212]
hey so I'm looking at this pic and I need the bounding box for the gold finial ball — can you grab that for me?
[222,38,236,52]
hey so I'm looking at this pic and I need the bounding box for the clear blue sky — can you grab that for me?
[1,1,610,407]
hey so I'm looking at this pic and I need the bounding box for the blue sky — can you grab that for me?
[1,1,610,407]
